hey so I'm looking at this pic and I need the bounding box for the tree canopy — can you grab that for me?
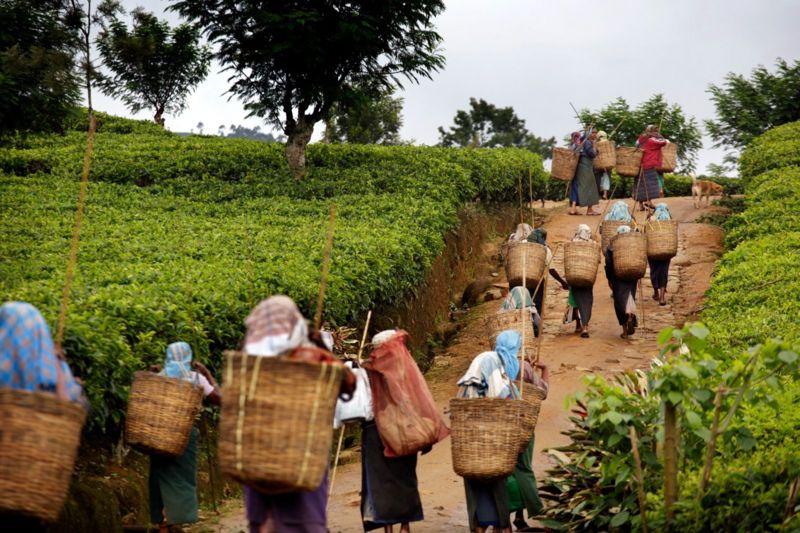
[705,58,800,164]
[169,0,445,178]
[0,0,83,139]
[96,8,211,126]
[438,97,556,160]
[578,94,703,173]
[325,88,403,145]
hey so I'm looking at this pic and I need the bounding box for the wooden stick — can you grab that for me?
[314,205,336,330]
[629,425,649,533]
[608,117,626,140]
[664,402,679,525]
[56,111,97,349]
[533,243,562,364]
[592,182,620,240]
[329,310,372,499]
[699,386,725,495]
[528,167,535,227]
[519,248,526,398]
[518,172,524,225]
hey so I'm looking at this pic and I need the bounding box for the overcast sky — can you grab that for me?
[91,0,800,175]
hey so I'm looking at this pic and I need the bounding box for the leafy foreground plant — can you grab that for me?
[538,323,800,531]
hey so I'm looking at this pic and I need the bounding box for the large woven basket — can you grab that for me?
[551,147,579,181]
[657,143,677,173]
[506,242,546,290]
[125,372,203,457]
[646,219,678,260]
[450,397,539,479]
[612,232,647,280]
[219,351,343,494]
[616,147,643,177]
[564,240,601,287]
[600,220,629,252]
[0,389,86,522]
[593,140,616,170]
[484,310,537,357]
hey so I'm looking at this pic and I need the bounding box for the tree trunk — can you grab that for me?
[285,121,315,180]
[154,106,165,127]
[664,402,679,527]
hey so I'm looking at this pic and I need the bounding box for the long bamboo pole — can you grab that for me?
[533,243,562,364]
[519,249,526,398]
[328,310,373,500]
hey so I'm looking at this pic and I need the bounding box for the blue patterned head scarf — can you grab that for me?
[606,201,633,222]
[0,301,82,401]
[494,330,521,381]
[653,203,672,221]
[161,341,195,382]
[527,228,547,245]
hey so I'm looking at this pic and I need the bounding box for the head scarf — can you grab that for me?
[494,330,521,381]
[244,295,308,357]
[597,130,608,141]
[653,203,672,221]
[573,223,592,242]
[160,341,195,382]
[605,200,633,222]
[527,228,547,245]
[372,329,397,347]
[0,301,82,401]
[617,225,632,235]
[645,124,659,136]
[509,223,533,243]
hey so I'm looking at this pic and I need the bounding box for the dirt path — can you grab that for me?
[195,196,724,533]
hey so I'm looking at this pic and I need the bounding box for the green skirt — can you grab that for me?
[506,433,543,516]
[149,427,199,525]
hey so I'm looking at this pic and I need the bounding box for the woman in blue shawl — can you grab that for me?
[459,331,522,533]
[149,342,220,533]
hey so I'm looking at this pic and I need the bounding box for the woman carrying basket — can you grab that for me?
[648,203,673,306]
[562,224,596,338]
[456,330,524,533]
[568,128,602,216]
[525,229,569,332]
[241,296,355,533]
[149,342,221,533]
[634,125,668,211]
[507,359,549,532]
[604,226,639,338]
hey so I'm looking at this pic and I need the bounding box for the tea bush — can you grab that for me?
[0,121,543,433]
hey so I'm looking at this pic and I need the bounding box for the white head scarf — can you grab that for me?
[573,224,592,242]
[244,296,309,357]
[616,225,632,235]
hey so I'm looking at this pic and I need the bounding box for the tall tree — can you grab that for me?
[170,0,445,179]
[578,94,703,173]
[706,58,800,157]
[438,97,556,159]
[325,88,403,145]
[0,0,82,139]
[95,8,211,127]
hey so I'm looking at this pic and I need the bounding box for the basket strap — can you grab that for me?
[247,356,262,401]
[297,363,330,487]
[235,351,248,472]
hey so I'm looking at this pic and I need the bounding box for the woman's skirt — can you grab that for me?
[361,422,423,531]
[149,427,199,525]
[244,472,328,533]
[464,478,510,530]
[572,157,600,207]
[611,279,638,326]
[633,168,661,202]
[569,286,594,326]
[506,433,543,516]
[648,258,671,289]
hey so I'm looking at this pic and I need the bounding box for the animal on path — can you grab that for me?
[691,174,724,208]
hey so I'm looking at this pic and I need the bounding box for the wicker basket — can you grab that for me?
[657,143,677,173]
[484,311,537,357]
[551,147,579,181]
[593,140,616,170]
[506,242,546,290]
[616,147,643,177]
[450,397,539,479]
[612,232,647,280]
[646,220,678,260]
[564,241,601,287]
[0,389,86,522]
[125,372,203,457]
[219,351,343,494]
[600,220,629,252]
